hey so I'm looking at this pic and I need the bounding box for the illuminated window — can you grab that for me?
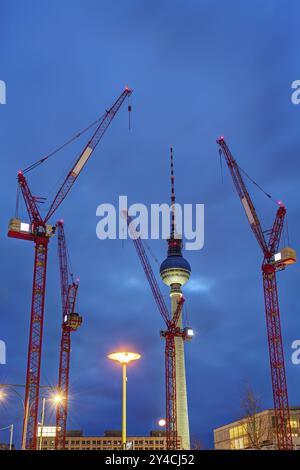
[290,419,298,429]
[229,424,249,449]
[37,426,56,437]
[229,424,247,439]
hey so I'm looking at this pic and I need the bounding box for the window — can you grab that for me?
[229,424,247,439]
[231,438,244,450]
[290,419,298,429]
[290,418,299,437]
[229,424,249,450]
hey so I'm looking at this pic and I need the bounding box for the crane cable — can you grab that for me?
[237,164,274,201]
[144,240,160,265]
[22,113,106,174]
[15,185,20,218]
[218,148,278,203]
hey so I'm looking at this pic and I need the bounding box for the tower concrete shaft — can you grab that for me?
[171,287,190,450]
[159,146,192,450]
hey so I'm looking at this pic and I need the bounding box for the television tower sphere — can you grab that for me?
[160,237,191,287]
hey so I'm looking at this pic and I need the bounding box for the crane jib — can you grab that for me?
[241,197,255,225]
[70,146,93,177]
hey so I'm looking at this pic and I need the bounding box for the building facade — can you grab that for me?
[214,408,300,450]
[41,430,181,451]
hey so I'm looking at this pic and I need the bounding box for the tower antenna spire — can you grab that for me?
[170,146,176,238]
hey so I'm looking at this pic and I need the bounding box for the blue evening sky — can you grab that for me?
[0,0,299,448]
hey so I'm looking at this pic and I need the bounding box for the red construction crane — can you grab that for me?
[217,136,297,450]
[8,87,132,449]
[123,210,193,449]
[55,220,82,450]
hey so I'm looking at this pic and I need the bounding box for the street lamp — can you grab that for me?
[108,351,141,450]
[39,393,64,450]
[0,392,14,450]
[0,383,56,450]
[158,418,166,427]
[0,424,14,450]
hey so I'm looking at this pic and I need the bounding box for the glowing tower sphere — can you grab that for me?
[160,237,191,287]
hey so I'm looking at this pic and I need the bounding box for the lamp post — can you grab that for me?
[0,385,27,449]
[108,352,141,450]
[38,394,64,450]
[9,424,14,450]
[0,392,13,449]
[0,383,56,450]
[0,423,14,450]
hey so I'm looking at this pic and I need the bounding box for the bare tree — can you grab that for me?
[239,384,272,449]
[190,434,205,450]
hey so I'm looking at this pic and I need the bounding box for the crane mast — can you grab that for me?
[217,136,295,450]
[55,221,82,450]
[10,173,53,449]
[8,87,132,448]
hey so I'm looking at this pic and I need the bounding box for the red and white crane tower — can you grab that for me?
[55,220,82,450]
[8,87,132,449]
[217,136,297,450]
